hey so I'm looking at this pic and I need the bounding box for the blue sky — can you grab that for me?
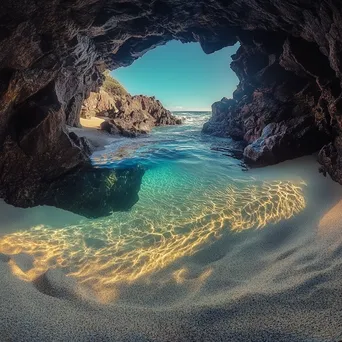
[112,41,239,111]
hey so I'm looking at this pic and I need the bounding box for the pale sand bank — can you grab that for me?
[68,117,117,150]
[1,157,342,341]
[80,116,105,129]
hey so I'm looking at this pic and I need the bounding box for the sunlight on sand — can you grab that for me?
[318,199,342,236]
[0,180,306,303]
[80,117,105,129]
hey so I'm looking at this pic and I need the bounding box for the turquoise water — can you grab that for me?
[92,111,246,197]
[92,111,241,168]
[0,112,330,300]
[91,111,303,218]
[3,112,342,340]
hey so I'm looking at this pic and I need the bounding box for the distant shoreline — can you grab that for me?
[171,110,212,113]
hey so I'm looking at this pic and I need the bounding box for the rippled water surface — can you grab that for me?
[0,112,333,302]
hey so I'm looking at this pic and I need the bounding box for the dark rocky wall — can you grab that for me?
[203,32,335,165]
[1,0,342,209]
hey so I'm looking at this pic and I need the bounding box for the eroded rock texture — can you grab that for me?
[1,0,342,210]
[203,33,335,166]
[82,90,181,136]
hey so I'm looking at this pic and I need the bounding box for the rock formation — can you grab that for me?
[1,0,342,211]
[81,75,181,137]
[202,33,334,166]
[42,165,145,218]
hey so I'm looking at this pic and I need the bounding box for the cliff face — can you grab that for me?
[1,1,342,209]
[203,33,333,166]
[82,87,181,136]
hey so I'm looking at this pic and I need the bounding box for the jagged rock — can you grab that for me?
[203,98,243,139]
[82,85,181,136]
[318,137,342,184]
[203,32,334,169]
[100,119,139,137]
[0,109,144,217]
[81,89,118,119]
[243,116,329,165]
[100,120,120,135]
[1,0,342,206]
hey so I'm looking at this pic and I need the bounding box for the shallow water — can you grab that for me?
[0,112,341,302]
[2,113,342,340]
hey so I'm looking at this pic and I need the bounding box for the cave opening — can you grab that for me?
[1,2,342,339]
[111,40,240,112]
[0,3,341,211]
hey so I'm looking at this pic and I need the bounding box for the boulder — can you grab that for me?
[100,120,120,135]
[243,116,329,165]
[82,75,181,137]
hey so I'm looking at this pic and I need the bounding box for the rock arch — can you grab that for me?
[0,0,342,208]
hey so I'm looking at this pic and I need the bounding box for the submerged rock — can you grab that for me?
[0,254,10,263]
[41,165,145,218]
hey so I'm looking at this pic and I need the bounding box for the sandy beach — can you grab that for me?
[80,117,105,129]
[0,156,342,341]
[68,117,117,151]
[2,0,342,341]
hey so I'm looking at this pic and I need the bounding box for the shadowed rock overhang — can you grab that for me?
[0,0,342,212]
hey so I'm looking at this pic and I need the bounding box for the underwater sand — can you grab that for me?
[1,112,342,341]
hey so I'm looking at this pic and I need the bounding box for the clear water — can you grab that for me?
[0,112,331,302]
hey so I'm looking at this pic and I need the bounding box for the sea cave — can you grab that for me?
[1,1,342,341]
